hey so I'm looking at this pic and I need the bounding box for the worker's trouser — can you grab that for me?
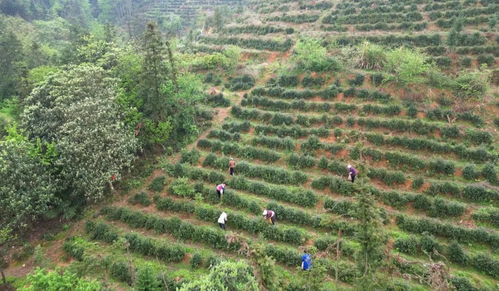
[219,223,226,230]
[217,189,224,199]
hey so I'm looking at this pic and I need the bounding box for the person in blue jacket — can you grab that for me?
[301,251,312,270]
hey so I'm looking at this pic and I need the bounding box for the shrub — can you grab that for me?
[394,236,418,255]
[429,159,455,175]
[301,135,321,152]
[148,176,166,192]
[385,47,433,85]
[128,192,151,206]
[277,75,299,87]
[477,54,494,66]
[230,177,317,207]
[469,254,499,279]
[293,38,342,72]
[407,106,417,118]
[169,177,196,199]
[190,253,203,268]
[481,163,497,184]
[396,215,499,248]
[288,153,315,169]
[462,164,479,180]
[472,207,499,228]
[412,177,424,190]
[253,136,295,151]
[180,149,201,165]
[465,129,492,145]
[460,57,472,67]
[449,276,475,291]
[447,241,468,265]
[135,265,160,291]
[226,75,255,91]
[222,121,250,133]
[419,233,441,255]
[302,75,325,88]
[348,74,365,86]
[453,70,489,100]
[367,168,406,185]
[371,73,384,86]
[110,261,133,285]
[24,268,102,290]
[63,237,85,261]
[463,185,498,202]
[441,126,460,139]
[434,56,452,68]
[206,93,230,107]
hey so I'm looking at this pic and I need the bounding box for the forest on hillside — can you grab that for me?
[1,0,498,290]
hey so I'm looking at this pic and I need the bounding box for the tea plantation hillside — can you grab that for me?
[2,0,498,290]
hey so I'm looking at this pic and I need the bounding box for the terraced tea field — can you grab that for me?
[6,0,498,290]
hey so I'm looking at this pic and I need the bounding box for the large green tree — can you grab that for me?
[140,22,169,122]
[0,29,25,101]
[22,64,139,201]
[0,125,58,233]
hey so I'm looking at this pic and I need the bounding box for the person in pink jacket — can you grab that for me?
[216,183,226,199]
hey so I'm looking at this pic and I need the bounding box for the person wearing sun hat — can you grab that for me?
[262,209,276,225]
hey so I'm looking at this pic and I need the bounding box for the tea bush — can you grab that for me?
[206,93,230,107]
[311,176,355,196]
[226,75,256,91]
[394,236,419,255]
[128,192,151,206]
[472,207,499,228]
[125,233,185,262]
[302,75,325,88]
[101,206,241,251]
[190,253,203,268]
[481,163,497,185]
[429,159,455,175]
[222,120,251,133]
[287,153,316,169]
[110,261,133,285]
[230,176,318,207]
[198,139,281,163]
[462,164,480,180]
[169,177,196,199]
[200,36,293,52]
[395,215,499,248]
[367,168,406,186]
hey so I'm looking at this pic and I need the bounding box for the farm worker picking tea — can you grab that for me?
[229,158,236,176]
[301,250,312,270]
[262,209,276,225]
[218,211,228,230]
[347,164,357,183]
[216,183,226,199]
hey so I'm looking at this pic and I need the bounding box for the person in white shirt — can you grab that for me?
[218,211,228,230]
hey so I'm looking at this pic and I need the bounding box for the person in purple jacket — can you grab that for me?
[347,164,357,183]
